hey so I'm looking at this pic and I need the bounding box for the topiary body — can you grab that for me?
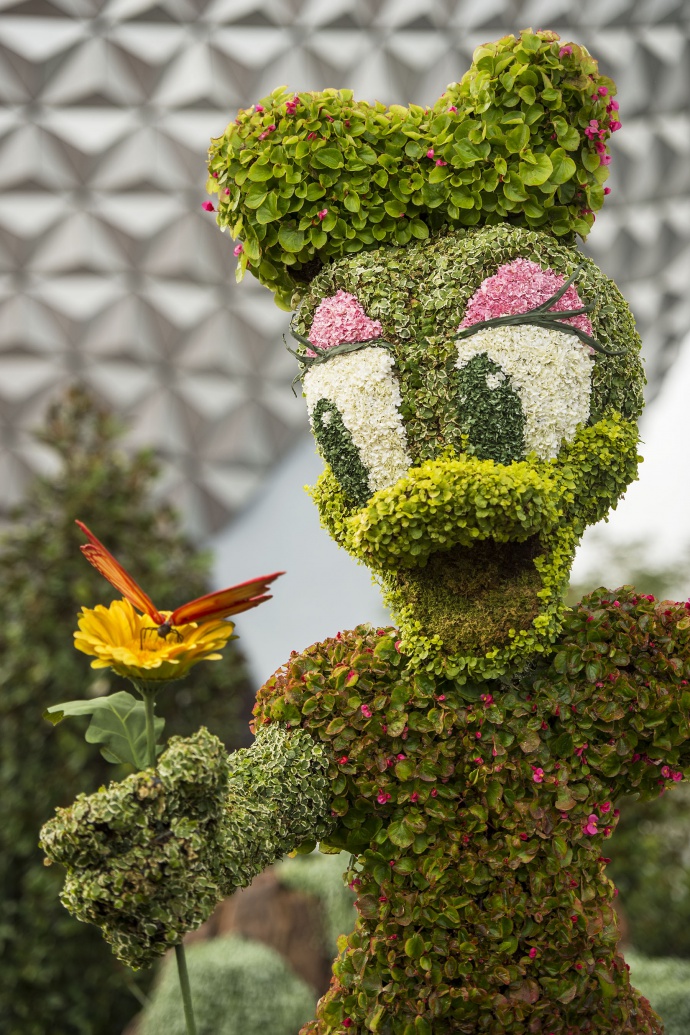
[40,29,685,1035]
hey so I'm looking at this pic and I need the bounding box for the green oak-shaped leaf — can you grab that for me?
[44,691,165,769]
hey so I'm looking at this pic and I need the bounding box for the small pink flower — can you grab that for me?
[397,753,406,761]
[224,188,231,195]
[481,693,493,706]
[307,131,318,140]
[532,767,544,784]
[317,208,328,221]
[575,744,588,757]
[395,639,402,652]
[361,704,372,718]
[600,153,612,165]
[211,171,218,178]
[609,120,622,132]
[348,878,361,890]
[343,1020,353,1029]
[673,771,683,782]
[584,814,599,836]
[559,45,573,57]
[377,791,391,805]
[255,104,264,112]
[426,148,434,159]
[201,201,215,212]
[604,187,612,195]
[431,788,438,798]
[474,757,483,765]
[448,105,457,113]
[437,694,446,702]
[599,801,612,813]
[258,124,276,140]
[661,766,672,778]
[410,791,419,803]
[233,243,244,256]
[475,731,482,739]
[386,757,394,768]
[607,99,620,112]
[519,833,528,841]
[598,86,609,96]
[338,755,349,765]
[379,895,387,902]
[529,947,537,959]
[435,158,447,166]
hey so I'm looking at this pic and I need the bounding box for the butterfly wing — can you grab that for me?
[76,520,165,624]
[170,572,285,626]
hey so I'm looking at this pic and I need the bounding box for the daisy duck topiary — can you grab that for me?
[42,29,687,1035]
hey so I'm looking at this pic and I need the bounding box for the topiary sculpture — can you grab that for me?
[43,29,686,1035]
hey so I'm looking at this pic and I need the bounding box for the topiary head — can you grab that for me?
[208,32,637,680]
[294,226,643,679]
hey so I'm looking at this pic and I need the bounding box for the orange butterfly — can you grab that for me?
[76,520,284,640]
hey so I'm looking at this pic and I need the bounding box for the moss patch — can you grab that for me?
[386,536,543,656]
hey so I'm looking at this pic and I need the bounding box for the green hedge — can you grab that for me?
[139,936,316,1035]
[0,389,253,1035]
[628,953,690,1035]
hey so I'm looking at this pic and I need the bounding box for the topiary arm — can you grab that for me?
[536,590,690,800]
[40,724,334,971]
[218,721,334,893]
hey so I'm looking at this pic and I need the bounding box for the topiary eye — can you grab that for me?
[303,346,412,508]
[311,399,371,508]
[456,353,526,465]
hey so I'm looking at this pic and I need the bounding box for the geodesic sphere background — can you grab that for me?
[1,0,687,534]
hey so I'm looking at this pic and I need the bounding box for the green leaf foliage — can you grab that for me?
[0,388,254,1035]
[207,31,619,307]
[45,692,165,769]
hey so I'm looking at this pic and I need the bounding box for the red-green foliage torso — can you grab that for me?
[254,588,690,1035]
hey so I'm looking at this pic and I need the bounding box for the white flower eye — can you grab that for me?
[455,325,594,461]
[304,346,411,504]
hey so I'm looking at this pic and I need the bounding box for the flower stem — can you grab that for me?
[175,944,198,1035]
[141,690,198,1035]
[143,691,157,769]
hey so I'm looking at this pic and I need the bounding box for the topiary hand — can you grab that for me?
[40,724,334,970]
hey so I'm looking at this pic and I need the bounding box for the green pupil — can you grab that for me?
[312,398,371,508]
[455,353,526,465]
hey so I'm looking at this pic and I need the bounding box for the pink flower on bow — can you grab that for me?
[583,814,599,836]
[233,243,243,256]
[361,704,372,718]
[377,791,391,805]
[532,767,544,784]
[559,45,573,57]
[201,201,215,212]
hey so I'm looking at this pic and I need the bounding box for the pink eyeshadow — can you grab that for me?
[459,258,594,339]
[308,290,382,354]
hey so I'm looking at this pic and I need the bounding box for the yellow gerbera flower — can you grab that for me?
[74,598,237,683]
